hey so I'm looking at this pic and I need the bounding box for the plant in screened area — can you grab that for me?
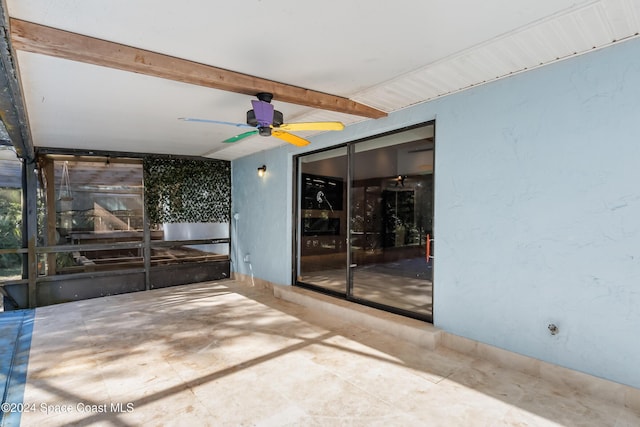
[0,194,22,271]
[56,252,76,269]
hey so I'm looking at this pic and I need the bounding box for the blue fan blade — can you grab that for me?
[179,117,254,128]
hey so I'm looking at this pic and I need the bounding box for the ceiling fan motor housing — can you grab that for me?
[273,110,284,126]
[246,109,284,128]
[258,126,272,137]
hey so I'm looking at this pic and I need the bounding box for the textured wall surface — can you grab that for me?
[232,37,640,388]
[433,38,640,389]
[231,147,293,284]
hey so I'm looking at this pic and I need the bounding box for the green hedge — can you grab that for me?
[143,158,231,225]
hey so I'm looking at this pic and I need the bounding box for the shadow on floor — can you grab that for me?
[18,280,639,426]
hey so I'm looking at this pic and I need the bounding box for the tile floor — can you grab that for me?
[301,264,433,317]
[16,280,640,426]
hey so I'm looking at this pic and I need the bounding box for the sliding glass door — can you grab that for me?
[296,123,434,321]
[349,129,434,317]
[296,146,348,295]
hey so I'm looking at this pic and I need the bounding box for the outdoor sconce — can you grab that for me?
[257,165,267,177]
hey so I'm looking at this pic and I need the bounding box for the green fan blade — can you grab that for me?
[223,130,258,143]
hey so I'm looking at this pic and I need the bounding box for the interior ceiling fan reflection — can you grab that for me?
[180,93,345,147]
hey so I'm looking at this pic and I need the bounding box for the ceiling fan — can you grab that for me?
[179,93,345,147]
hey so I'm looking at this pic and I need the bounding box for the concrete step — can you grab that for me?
[273,284,442,350]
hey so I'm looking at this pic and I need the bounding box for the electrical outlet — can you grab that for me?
[243,254,250,263]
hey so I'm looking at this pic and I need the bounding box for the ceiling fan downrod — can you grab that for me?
[256,92,273,103]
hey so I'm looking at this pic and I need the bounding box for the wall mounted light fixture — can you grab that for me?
[257,165,267,177]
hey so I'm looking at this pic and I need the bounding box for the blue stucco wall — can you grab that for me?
[231,145,293,284]
[232,37,640,388]
[433,38,640,388]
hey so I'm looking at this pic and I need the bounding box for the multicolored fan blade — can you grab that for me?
[272,130,310,147]
[179,117,253,128]
[251,100,274,127]
[223,130,259,143]
[277,122,345,132]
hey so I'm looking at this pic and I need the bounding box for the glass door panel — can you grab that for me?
[297,147,348,294]
[295,122,435,321]
[350,127,434,318]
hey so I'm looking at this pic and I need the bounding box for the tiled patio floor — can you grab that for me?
[12,280,640,426]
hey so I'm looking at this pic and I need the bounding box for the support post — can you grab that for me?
[142,178,151,291]
[0,6,35,161]
[23,159,38,308]
[43,158,57,275]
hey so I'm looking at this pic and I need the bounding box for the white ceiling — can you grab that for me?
[5,0,640,160]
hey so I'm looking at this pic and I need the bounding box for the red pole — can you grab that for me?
[426,233,431,261]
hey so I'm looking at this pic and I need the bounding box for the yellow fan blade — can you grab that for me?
[272,130,310,147]
[277,122,345,132]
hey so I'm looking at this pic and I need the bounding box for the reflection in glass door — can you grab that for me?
[296,123,434,321]
[350,132,434,318]
[296,147,348,295]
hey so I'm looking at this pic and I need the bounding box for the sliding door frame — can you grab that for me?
[293,120,436,323]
